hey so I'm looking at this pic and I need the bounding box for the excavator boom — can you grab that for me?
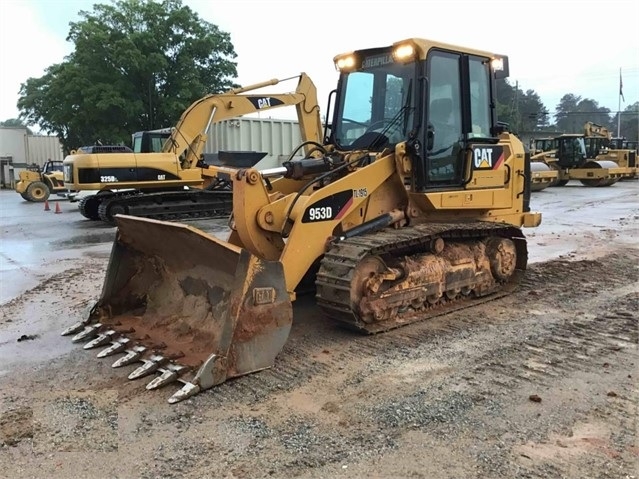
[63,73,323,224]
[166,73,323,167]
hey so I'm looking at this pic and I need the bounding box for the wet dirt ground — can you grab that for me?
[0,182,637,479]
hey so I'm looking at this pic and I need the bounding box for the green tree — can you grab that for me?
[615,102,639,141]
[554,94,612,133]
[17,0,238,152]
[495,78,517,126]
[519,89,550,131]
[0,118,33,134]
[495,80,549,133]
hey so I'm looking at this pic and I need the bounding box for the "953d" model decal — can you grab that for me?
[302,190,354,223]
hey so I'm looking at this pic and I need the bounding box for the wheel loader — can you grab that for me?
[15,160,69,202]
[62,75,322,224]
[62,38,542,403]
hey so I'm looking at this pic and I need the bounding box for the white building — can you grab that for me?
[0,127,64,188]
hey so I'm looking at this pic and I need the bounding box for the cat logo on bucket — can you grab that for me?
[472,145,505,170]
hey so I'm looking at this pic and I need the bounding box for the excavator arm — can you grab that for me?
[165,73,324,168]
[584,121,611,139]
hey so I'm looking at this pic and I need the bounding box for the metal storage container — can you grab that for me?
[205,117,303,169]
[27,135,64,164]
[0,128,64,188]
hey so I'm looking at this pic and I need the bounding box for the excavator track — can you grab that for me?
[316,222,527,333]
[94,188,234,224]
[78,195,101,220]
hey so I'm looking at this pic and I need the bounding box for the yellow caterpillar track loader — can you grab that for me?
[63,38,541,403]
[63,74,321,224]
[15,160,69,202]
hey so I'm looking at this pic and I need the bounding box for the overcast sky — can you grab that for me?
[1,0,638,125]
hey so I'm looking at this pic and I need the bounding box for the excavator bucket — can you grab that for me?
[62,215,293,403]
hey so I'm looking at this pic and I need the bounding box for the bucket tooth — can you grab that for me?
[146,364,189,390]
[71,324,103,343]
[168,382,201,404]
[128,355,168,380]
[112,346,147,368]
[83,330,118,350]
[61,321,88,336]
[97,337,132,358]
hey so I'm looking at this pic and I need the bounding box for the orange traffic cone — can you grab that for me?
[54,202,61,214]
[44,200,50,211]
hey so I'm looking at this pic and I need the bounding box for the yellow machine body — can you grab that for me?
[64,38,541,403]
[15,160,67,202]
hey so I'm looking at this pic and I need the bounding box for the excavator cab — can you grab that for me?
[64,38,540,403]
[132,128,172,153]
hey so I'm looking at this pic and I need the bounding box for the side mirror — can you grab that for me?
[492,122,509,136]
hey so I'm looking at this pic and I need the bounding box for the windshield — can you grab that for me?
[535,139,555,151]
[133,132,170,153]
[333,60,416,150]
[133,135,143,153]
[563,137,587,157]
[45,161,64,173]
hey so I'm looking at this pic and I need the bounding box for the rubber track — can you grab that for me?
[96,189,233,223]
[315,221,527,333]
[78,196,99,220]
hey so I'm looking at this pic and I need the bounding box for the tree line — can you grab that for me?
[496,79,638,139]
[4,0,638,152]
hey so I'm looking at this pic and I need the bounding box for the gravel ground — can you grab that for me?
[0,184,637,478]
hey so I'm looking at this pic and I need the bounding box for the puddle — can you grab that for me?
[0,326,75,377]
[53,231,117,247]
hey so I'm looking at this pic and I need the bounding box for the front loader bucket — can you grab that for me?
[62,215,292,403]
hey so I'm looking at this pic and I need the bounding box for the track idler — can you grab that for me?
[62,215,293,403]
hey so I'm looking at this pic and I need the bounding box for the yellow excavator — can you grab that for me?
[62,74,322,224]
[62,38,542,403]
[583,122,637,180]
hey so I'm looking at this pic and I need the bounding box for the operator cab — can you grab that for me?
[132,128,172,153]
[43,160,64,173]
[555,135,588,168]
[330,39,509,192]
[584,136,609,158]
[532,138,557,155]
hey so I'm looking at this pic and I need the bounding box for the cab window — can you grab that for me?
[468,57,491,138]
[426,51,462,185]
[335,63,415,149]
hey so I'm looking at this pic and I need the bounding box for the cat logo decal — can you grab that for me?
[472,146,505,170]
